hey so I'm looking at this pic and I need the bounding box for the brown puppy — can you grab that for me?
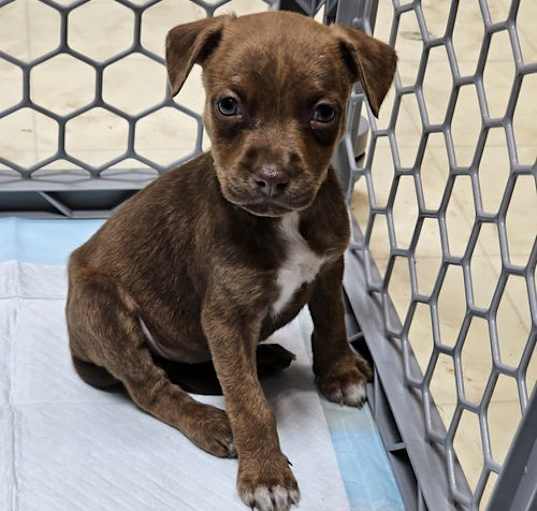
[66,11,396,511]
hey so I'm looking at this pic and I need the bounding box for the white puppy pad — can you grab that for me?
[0,261,350,511]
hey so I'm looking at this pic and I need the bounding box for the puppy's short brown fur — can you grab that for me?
[66,11,395,511]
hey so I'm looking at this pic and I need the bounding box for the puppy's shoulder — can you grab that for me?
[301,167,350,257]
[142,151,216,200]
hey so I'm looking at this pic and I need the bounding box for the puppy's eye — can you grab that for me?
[217,96,240,117]
[312,103,336,124]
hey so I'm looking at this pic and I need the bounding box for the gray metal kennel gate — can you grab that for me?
[1,0,536,509]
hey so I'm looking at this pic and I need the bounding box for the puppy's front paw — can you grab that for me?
[238,455,300,511]
[317,352,372,408]
[187,403,236,458]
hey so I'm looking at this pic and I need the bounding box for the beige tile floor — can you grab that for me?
[0,0,536,508]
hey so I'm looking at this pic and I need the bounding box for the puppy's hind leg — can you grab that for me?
[157,343,296,396]
[256,344,296,378]
[66,270,236,458]
[71,356,121,391]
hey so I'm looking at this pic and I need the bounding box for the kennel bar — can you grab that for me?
[1,0,536,510]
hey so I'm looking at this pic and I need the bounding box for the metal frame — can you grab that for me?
[487,387,537,511]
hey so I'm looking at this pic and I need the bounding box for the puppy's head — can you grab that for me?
[166,12,396,217]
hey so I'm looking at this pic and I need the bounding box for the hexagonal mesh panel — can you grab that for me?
[346,1,537,509]
[0,0,275,187]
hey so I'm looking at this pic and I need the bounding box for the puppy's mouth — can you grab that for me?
[219,179,310,215]
[239,201,294,217]
[225,190,313,217]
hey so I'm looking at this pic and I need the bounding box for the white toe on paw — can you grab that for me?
[288,488,300,506]
[273,486,289,509]
[243,484,298,511]
[330,386,343,403]
[253,486,273,511]
[343,382,367,407]
[240,489,254,508]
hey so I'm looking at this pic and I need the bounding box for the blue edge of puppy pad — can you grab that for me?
[0,216,403,511]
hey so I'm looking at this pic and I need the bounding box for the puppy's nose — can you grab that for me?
[252,166,289,197]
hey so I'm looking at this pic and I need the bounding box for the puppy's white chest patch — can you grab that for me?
[272,212,325,316]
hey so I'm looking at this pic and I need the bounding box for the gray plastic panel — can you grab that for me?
[336,0,537,510]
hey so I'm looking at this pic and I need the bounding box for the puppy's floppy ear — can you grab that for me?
[331,25,397,118]
[166,15,232,97]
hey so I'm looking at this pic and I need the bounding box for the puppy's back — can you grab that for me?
[69,152,218,295]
